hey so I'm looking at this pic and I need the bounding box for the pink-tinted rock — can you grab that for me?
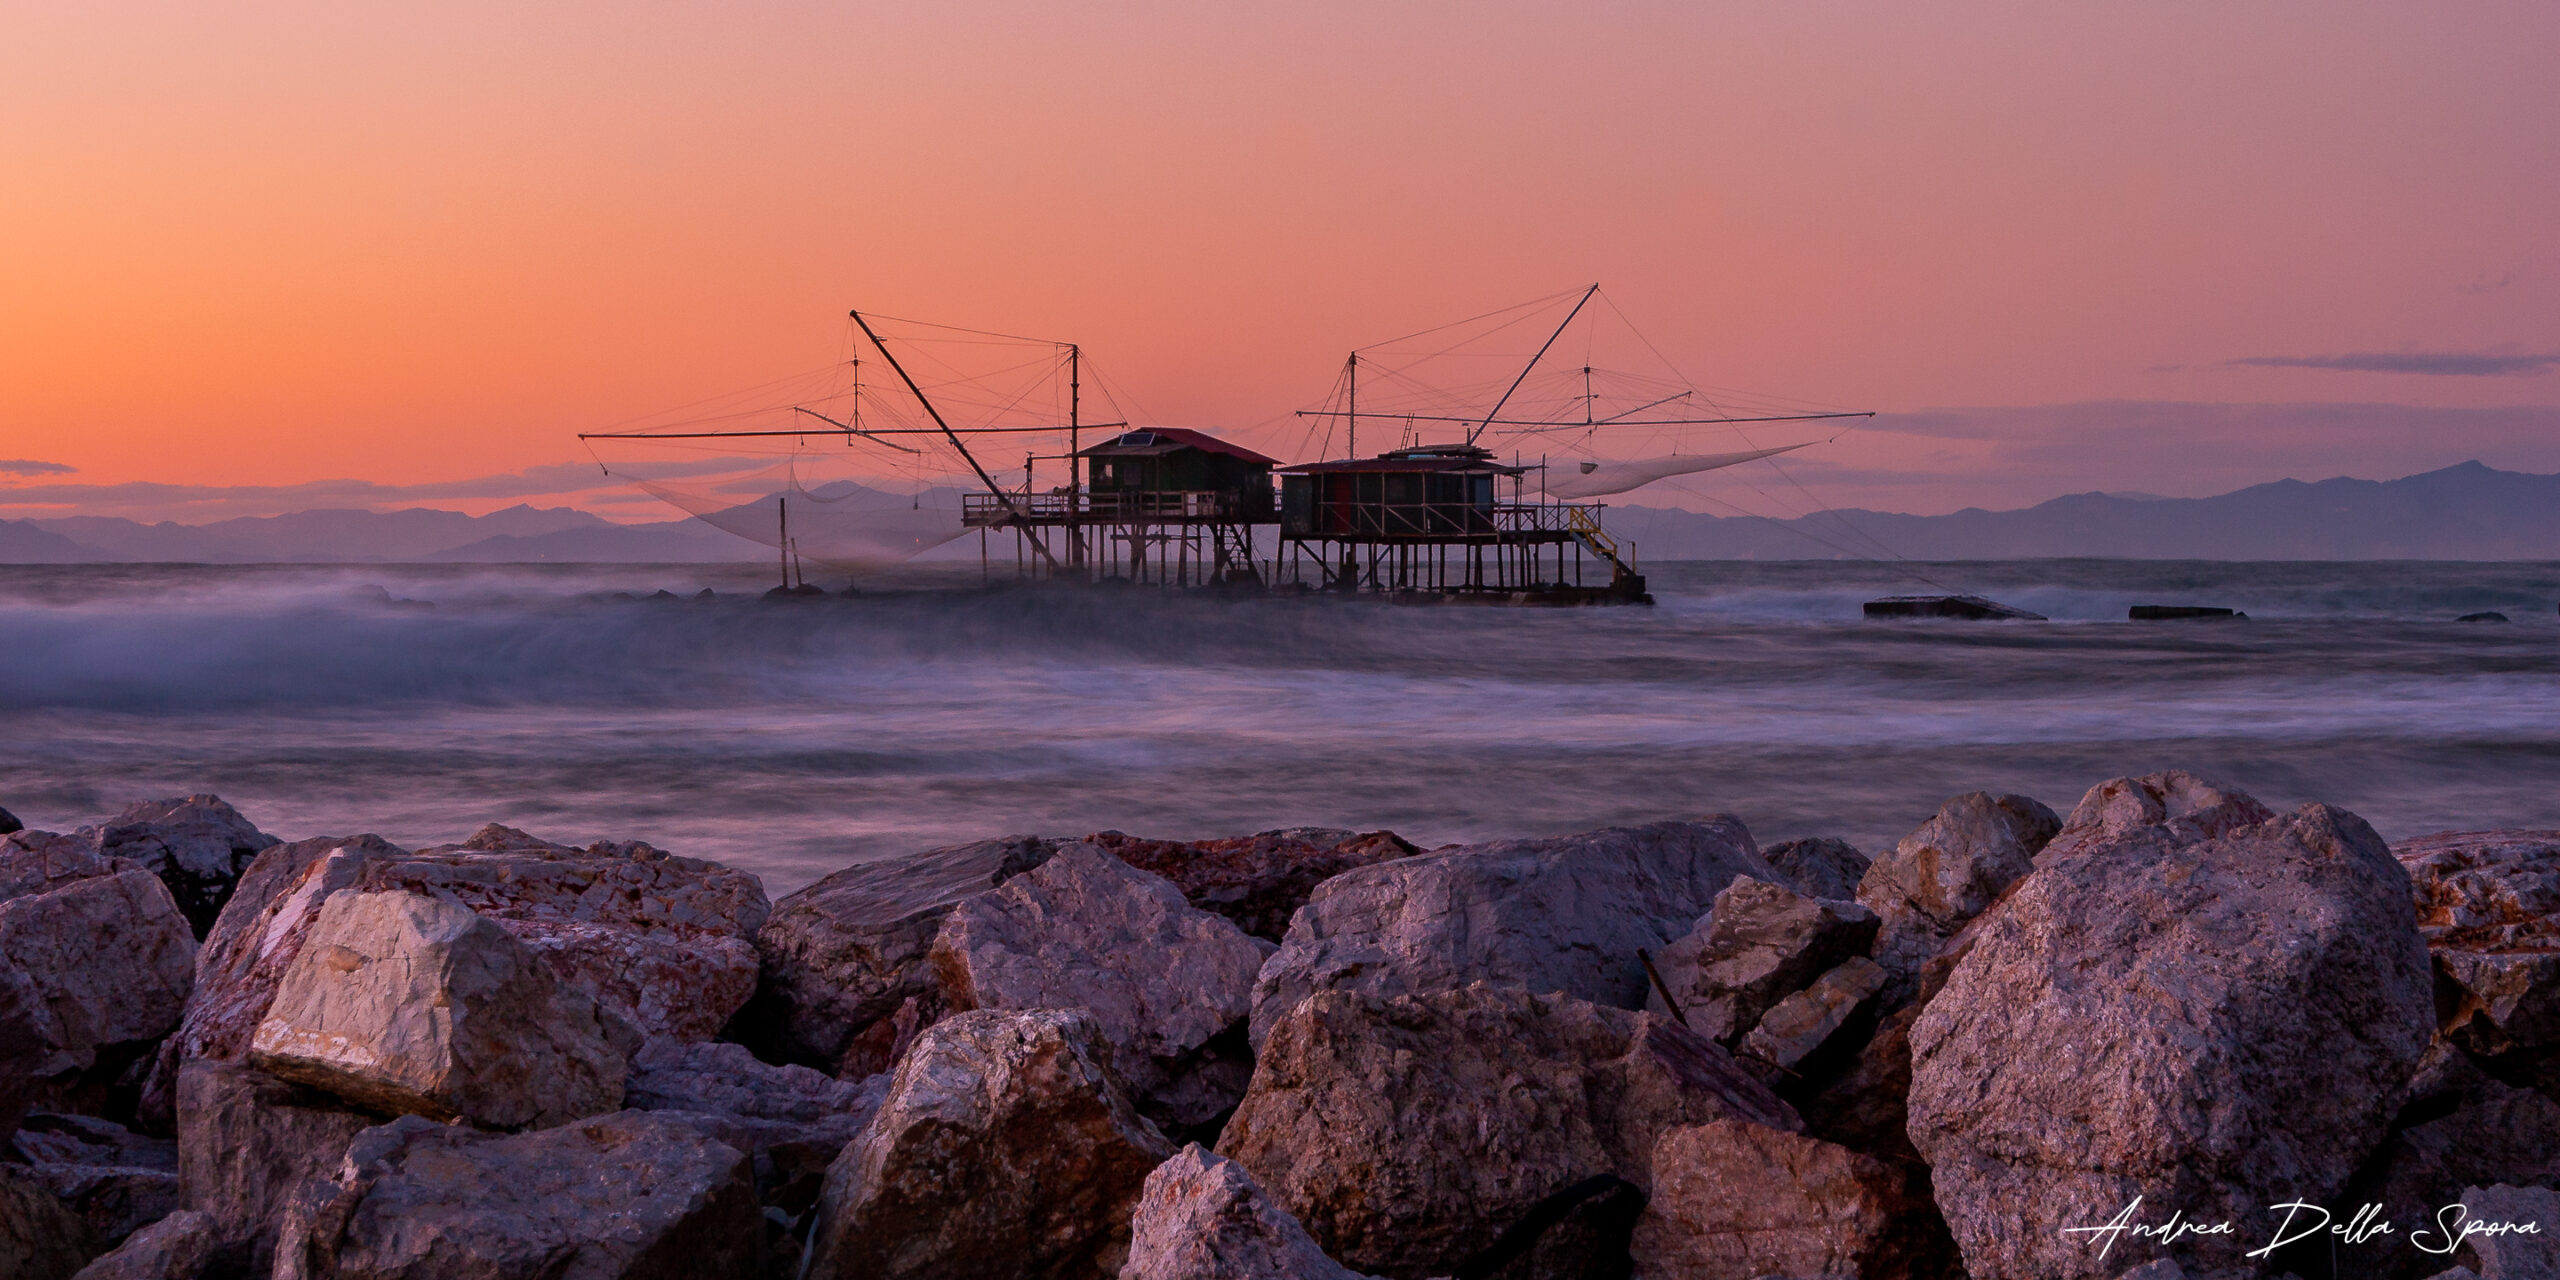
[1740,955,1889,1073]
[1908,797,2434,1280]
[1220,981,1797,1278]
[1249,819,1778,1049]
[175,1058,378,1278]
[929,843,1270,1129]
[804,1008,1172,1280]
[1120,1144,1378,1280]
[2038,770,2274,863]
[2446,1183,2560,1278]
[248,890,630,1131]
[1764,836,1873,902]
[85,796,280,938]
[0,870,197,1082]
[2394,830,2560,1056]
[1631,1118,1956,1280]
[1856,792,2059,991]
[736,836,1062,1073]
[0,830,135,903]
[269,1110,761,1280]
[1085,828,1420,942]
[1645,876,1878,1044]
[67,1209,219,1280]
[11,1114,179,1252]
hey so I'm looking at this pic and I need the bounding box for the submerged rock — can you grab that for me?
[270,1110,762,1280]
[1220,981,1795,1278]
[2394,829,2560,1056]
[1907,793,2434,1280]
[1856,792,2060,993]
[1120,1144,1378,1280]
[803,1008,1172,1280]
[929,842,1270,1129]
[248,890,630,1130]
[1763,835,1872,902]
[1084,828,1420,942]
[1631,1118,1954,1280]
[175,1059,377,1278]
[1644,876,1877,1044]
[1248,818,1776,1048]
[735,835,1062,1072]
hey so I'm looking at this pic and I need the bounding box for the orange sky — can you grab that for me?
[4,2,2557,519]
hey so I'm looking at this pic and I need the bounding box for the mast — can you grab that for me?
[1346,353,1358,459]
[849,309,1059,569]
[776,496,790,589]
[1068,343,1082,570]
[1467,282,1598,447]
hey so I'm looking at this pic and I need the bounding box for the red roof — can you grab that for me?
[1076,428,1280,467]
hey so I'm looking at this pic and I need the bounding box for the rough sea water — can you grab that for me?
[1,559,2554,895]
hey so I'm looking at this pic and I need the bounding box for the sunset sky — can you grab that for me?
[4,2,2556,523]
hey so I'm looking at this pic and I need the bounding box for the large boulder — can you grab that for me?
[2393,830,2560,1057]
[175,1059,378,1278]
[1630,1118,1956,1280]
[248,890,631,1130]
[376,825,769,1043]
[1084,828,1420,942]
[1644,877,1878,1044]
[0,870,197,1088]
[11,1114,179,1252]
[2357,1075,2560,1279]
[1907,796,2435,1280]
[1740,955,1889,1074]
[269,1110,762,1280]
[734,836,1062,1073]
[928,842,1270,1128]
[1,829,135,902]
[621,1034,886,1234]
[803,1008,1173,1280]
[85,796,280,938]
[1,951,50,1140]
[2039,770,2276,863]
[67,1209,219,1280]
[1220,981,1797,1279]
[1120,1144,1377,1280]
[1248,818,1776,1049]
[138,835,406,1130]
[1764,836,1872,901]
[1856,792,2060,991]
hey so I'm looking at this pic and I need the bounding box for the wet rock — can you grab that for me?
[2448,1183,2560,1278]
[85,796,280,938]
[1120,1144,1377,1280]
[2037,769,2273,863]
[269,1110,762,1280]
[372,824,771,1043]
[1907,798,2435,1280]
[2393,830,2560,1056]
[1764,836,1872,902]
[1645,877,1878,1044]
[12,1113,180,1251]
[0,869,197,1082]
[1855,792,2060,993]
[175,1058,377,1278]
[1085,828,1421,942]
[137,835,406,1130]
[929,842,1271,1129]
[1740,956,1889,1074]
[1630,1118,1955,1280]
[0,1163,95,1280]
[248,890,630,1130]
[1220,981,1796,1278]
[68,1209,219,1280]
[69,1213,216,1280]
[734,835,1062,1072]
[1248,818,1777,1049]
[803,1008,1172,1280]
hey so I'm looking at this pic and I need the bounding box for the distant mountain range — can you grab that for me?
[2,461,2556,563]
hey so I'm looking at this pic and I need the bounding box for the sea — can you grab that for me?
[1,559,2554,895]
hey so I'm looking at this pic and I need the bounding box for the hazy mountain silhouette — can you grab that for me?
[4,462,2556,563]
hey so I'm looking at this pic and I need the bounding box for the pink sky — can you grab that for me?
[3,1,2555,521]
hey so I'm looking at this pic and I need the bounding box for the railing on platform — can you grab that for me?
[961,490,1266,526]
[1280,499,1602,541]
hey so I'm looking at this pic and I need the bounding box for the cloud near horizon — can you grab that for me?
[0,458,759,522]
[0,460,76,476]
[2227,352,2560,377]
